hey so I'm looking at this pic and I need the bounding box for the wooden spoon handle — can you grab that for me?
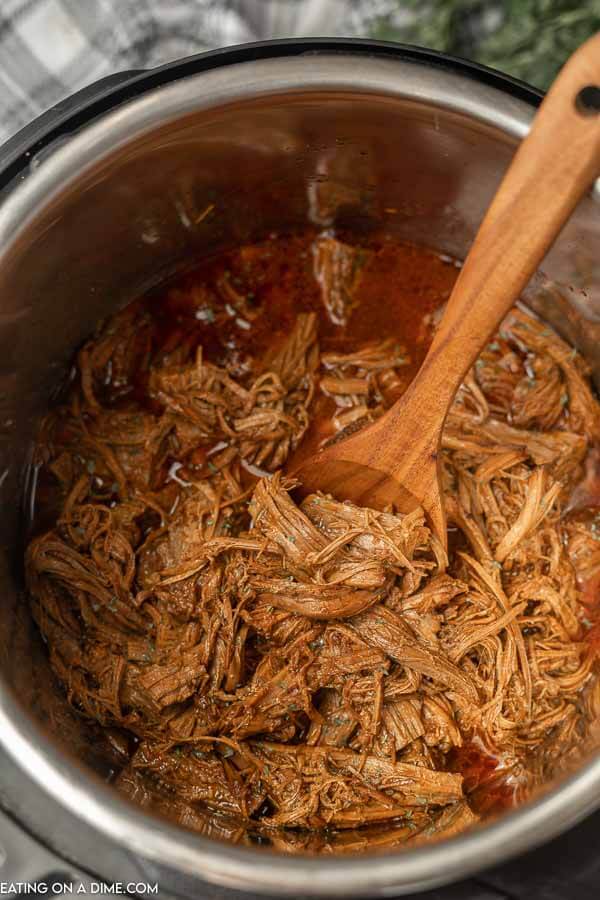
[407,32,600,418]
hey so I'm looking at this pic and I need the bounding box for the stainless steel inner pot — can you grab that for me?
[1,40,600,899]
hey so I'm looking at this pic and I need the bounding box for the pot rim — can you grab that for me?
[1,41,596,897]
[0,37,542,190]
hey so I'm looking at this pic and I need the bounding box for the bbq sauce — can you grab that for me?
[143,230,456,389]
[449,742,517,815]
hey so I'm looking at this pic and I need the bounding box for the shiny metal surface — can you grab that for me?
[0,45,599,897]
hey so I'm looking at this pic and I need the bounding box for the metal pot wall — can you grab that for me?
[0,38,599,899]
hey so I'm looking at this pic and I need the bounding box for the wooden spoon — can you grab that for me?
[294,33,600,548]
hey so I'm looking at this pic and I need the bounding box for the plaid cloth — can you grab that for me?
[0,0,383,144]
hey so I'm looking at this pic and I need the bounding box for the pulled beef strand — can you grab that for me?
[26,235,600,853]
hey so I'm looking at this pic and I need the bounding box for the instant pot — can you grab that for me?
[1,38,600,899]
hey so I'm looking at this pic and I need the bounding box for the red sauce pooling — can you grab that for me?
[145,231,456,379]
[143,231,457,462]
[450,742,517,815]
